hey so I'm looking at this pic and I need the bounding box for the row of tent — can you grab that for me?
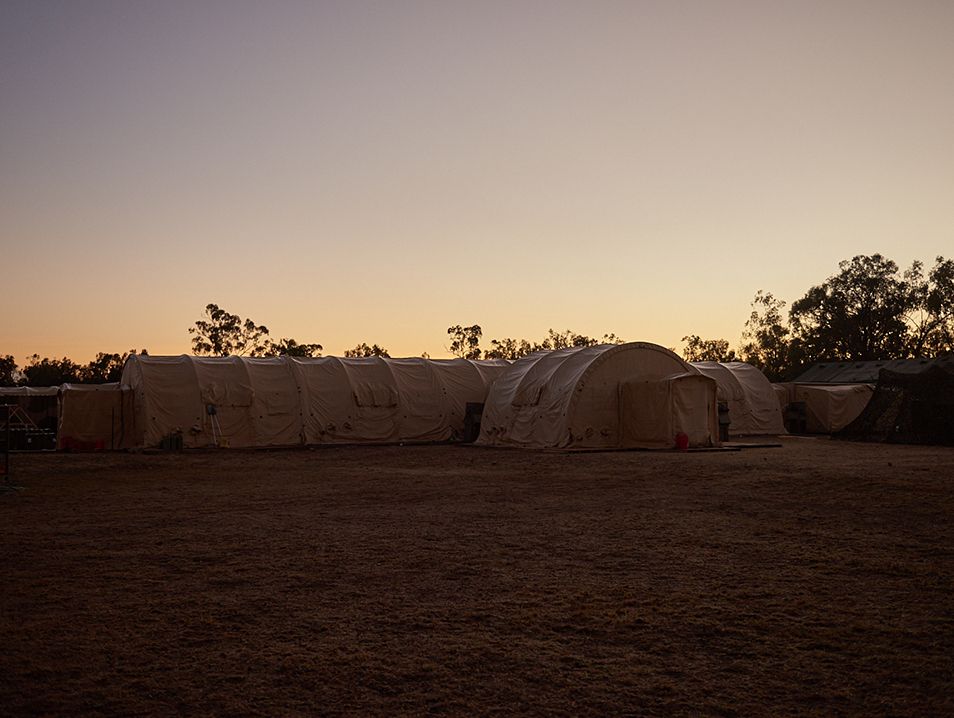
[125,347,788,449]
[121,354,510,448]
[6,342,944,450]
[1,345,780,451]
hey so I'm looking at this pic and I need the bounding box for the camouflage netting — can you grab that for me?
[837,363,954,446]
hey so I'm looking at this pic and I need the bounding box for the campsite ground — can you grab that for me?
[1,439,952,716]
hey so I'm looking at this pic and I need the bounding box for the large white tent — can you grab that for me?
[692,361,786,436]
[477,342,719,449]
[121,354,510,449]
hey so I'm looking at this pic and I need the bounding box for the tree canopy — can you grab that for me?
[788,254,912,362]
[904,256,954,356]
[189,303,271,356]
[20,355,81,387]
[483,329,624,359]
[739,292,790,381]
[483,337,535,360]
[0,355,17,386]
[78,351,134,383]
[681,335,736,363]
[265,338,323,358]
[0,350,148,387]
[5,257,952,386]
[343,343,390,358]
[740,254,954,380]
[446,325,483,360]
[188,303,321,357]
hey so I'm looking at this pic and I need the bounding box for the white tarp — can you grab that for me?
[478,342,717,449]
[692,361,786,435]
[782,383,875,433]
[121,355,509,449]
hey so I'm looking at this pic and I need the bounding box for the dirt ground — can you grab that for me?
[1,438,953,716]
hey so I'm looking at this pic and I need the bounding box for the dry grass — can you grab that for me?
[1,438,953,715]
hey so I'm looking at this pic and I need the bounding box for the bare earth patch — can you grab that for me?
[1,438,953,715]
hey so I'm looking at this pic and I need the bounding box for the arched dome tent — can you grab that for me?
[288,356,508,444]
[477,342,719,449]
[692,361,786,436]
[121,354,509,449]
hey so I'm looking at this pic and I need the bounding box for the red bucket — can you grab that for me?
[675,432,689,451]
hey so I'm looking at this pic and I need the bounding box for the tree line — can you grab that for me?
[0,350,146,388]
[3,254,951,386]
[441,254,954,379]
[681,254,954,380]
[445,326,624,360]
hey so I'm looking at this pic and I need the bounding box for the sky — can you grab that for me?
[2,0,953,363]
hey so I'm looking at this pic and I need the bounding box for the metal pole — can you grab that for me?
[2,405,10,484]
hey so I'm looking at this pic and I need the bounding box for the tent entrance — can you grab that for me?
[618,373,719,449]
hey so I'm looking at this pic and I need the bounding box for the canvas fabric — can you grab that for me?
[121,355,509,449]
[619,373,718,449]
[693,361,786,435]
[58,383,137,450]
[773,383,789,410]
[478,342,711,449]
[790,383,874,433]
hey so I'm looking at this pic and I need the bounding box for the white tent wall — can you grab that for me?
[121,355,509,449]
[477,349,577,448]
[620,373,719,449]
[567,346,704,447]
[728,363,786,434]
[790,383,874,433]
[483,346,614,447]
[478,342,705,449]
[773,384,789,411]
[393,359,452,441]
[431,358,510,431]
[692,361,786,435]
[123,356,208,448]
[58,383,136,450]
[245,357,305,446]
[292,357,402,444]
[192,357,258,447]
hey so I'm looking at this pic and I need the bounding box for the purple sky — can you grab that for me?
[2,0,953,361]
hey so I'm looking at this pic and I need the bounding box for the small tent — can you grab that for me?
[478,342,719,449]
[58,383,136,450]
[776,383,874,434]
[620,373,720,449]
[692,361,786,436]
